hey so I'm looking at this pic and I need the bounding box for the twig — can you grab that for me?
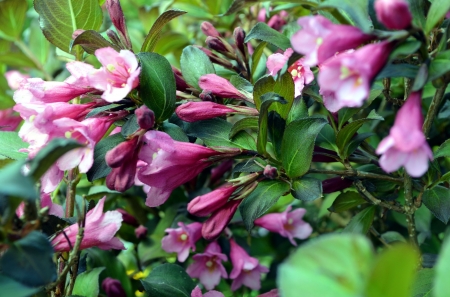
[404,174,419,247]
[370,226,391,247]
[354,180,406,214]
[423,83,448,136]
[308,168,403,184]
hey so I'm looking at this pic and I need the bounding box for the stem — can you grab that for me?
[354,180,406,214]
[308,168,403,184]
[370,226,391,247]
[14,40,52,81]
[65,170,80,218]
[404,174,419,248]
[423,83,448,136]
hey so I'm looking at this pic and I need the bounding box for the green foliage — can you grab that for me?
[87,133,125,182]
[422,186,450,224]
[180,46,215,90]
[72,267,105,297]
[0,275,40,297]
[257,93,287,155]
[318,0,372,32]
[71,30,119,54]
[328,191,367,213]
[343,206,375,234]
[0,132,28,160]
[245,22,291,50]
[291,177,323,201]
[425,0,450,35]
[0,0,28,40]
[34,0,103,52]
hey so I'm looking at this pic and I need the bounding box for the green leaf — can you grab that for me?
[316,124,338,152]
[435,237,450,297]
[0,231,56,287]
[411,63,428,92]
[281,117,327,178]
[365,244,419,297]
[71,30,119,54]
[257,93,287,155]
[251,41,267,80]
[428,50,450,82]
[376,63,419,79]
[253,72,295,119]
[287,97,308,125]
[29,19,50,65]
[87,133,125,182]
[221,0,261,16]
[138,52,176,122]
[230,75,253,98]
[0,132,28,160]
[407,0,426,29]
[141,10,187,52]
[338,108,360,129]
[343,206,375,234]
[0,161,38,201]
[121,114,140,137]
[0,52,36,68]
[291,177,323,201]
[345,132,374,157]
[318,0,372,32]
[245,22,291,51]
[0,275,40,297]
[268,111,286,159]
[34,0,103,53]
[389,40,421,62]
[328,191,367,213]
[72,267,105,297]
[141,263,196,297]
[425,0,450,35]
[0,0,28,40]
[434,138,450,158]
[161,122,189,142]
[180,46,215,90]
[422,186,450,224]
[411,269,434,297]
[27,138,82,181]
[239,180,290,230]
[336,110,383,158]
[278,234,373,297]
[85,104,122,118]
[229,117,259,139]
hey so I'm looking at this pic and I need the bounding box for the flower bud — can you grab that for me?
[199,90,214,101]
[322,176,353,193]
[107,30,123,47]
[206,36,235,59]
[106,0,131,48]
[375,0,412,30]
[72,29,85,40]
[135,105,155,130]
[201,21,220,37]
[102,277,126,297]
[176,102,238,122]
[135,225,148,239]
[202,199,241,240]
[105,139,137,168]
[263,165,278,179]
[199,74,248,100]
[188,184,238,217]
[116,209,139,226]
[233,27,246,57]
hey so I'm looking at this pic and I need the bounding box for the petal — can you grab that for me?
[379,148,408,173]
[404,146,431,177]
[199,269,222,290]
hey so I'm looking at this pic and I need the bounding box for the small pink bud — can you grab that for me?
[202,199,241,240]
[206,36,235,57]
[135,105,155,130]
[102,277,126,297]
[257,289,279,297]
[199,74,247,100]
[105,139,136,168]
[233,27,246,56]
[72,29,85,39]
[135,225,148,239]
[199,90,214,101]
[375,0,412,30]
[176,102,238,122]
[188,184,238,217]
[105,0,131,48]
[116,209,139,226]
[201,22,220,37]
[263,165,277,179]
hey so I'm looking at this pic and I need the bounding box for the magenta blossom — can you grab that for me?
[191,286,224,297]
[254,206,312,246]
[266,48,293,76]
[288,59,314,97]
[89,47,140,102]
[161,222,202,262]
[318,41,392,112]
[229,239,269,291]
[102,277,126,297]
[0,109,21,131]
[51,197,124,251]
[188,184,238,217]
[137,130,241,207]
[376,91,432,177]
[199,74,250,101]
[375,0,412,30]
[291,15,373,66]
[176,101,258,122]
[187,241,228,290]
[202,199,241,241]
[5,70,29,90]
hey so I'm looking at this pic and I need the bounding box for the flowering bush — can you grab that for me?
[1,0,450,296]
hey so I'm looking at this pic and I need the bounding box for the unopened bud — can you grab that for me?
[375,0,412,30]
[106,0,131,48]
[105,138,138,168]
[263,165,278,179]
[135,105,155,130]
[206,36,235,59]
[107,30,123,47]
[102,277,126,297]
[72,29,85,40]
[201,21,220,37]
[233,27,246,57]
[135,225,148,239]
[199,90,214,101]
[117,209,139,226]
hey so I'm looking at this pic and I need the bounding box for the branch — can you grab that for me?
[404,174,419,248]
[423,83,448,137]
[354,180,406,214]
[308,168,403,184]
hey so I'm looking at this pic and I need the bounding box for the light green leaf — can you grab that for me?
[245,22,291,50]
[72,267,105,297]
[343,206,375,234]
[319,0,372,32]
[425,0,450,35]
[435,237,450,297]
[0,0,28,40]
[411,269,434,297]
[0,132,28,160]
[180,46,215,90]
[434,138,450,158]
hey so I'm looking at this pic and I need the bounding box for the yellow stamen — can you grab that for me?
[180,234,188,241]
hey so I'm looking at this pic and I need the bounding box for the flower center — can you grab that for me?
[180,233,188,241]
[316,37,323,46]
[107,64,116,72]
[206,260,213,268]
[65,131,72,138]
[290,69,298,77]
[287,218,293,225]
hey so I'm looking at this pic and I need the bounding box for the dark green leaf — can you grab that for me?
[180,46,215,90]
[257,93,287,155]
[0,231,56,287]
[229,117,259,139]
[233,159,263,174]
[428,50,450,82]
[422,186,450,224]
[365,244,419,297]
[141,263,196,297]
[121,114,140,137]
[0,161,38,201]
[411,269,434,297]
[138,52,176,122]
[0,0,27,40]
[141,10,187,52]
[161,122,189,142]
[425,0,450,35]
[338,108,360,129]
[389,40,421,62]
[0,275,40,297]
[434,139,450,158]
[407,0,426,29]
[281,117,327,178]
[85,104,122,118]
[412,63,428,92]
[345,132,374,157]
[435,238,450,297]
[287,97,308,125]
[268,111,286,159]
[319,0,372,32]
[230,75,253,96]
[221,0,260,16]
[239,180,290,230]
[71,30,119,54]
[316,124,338,152]
[34,0,103,53]
[0,132,28,160]
[291,177,323,201]
[251,41,267,79]
[87,133,125,182]
[72,267,105,297]
[253,72,295,119]
[329,191,367,213]
[245,22,291,51]
[376,63,419,79]
[343,206,375,234]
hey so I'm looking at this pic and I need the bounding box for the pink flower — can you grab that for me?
[51,197,124,251]
[201,22,220,37]
[102,277,126,297]
[291,16,373,66]
[202,199,241,240]
[266,48,293,76]
[288,59,314,97]
[258,289,279,297]
[135,105,155,130]
[191,286,224,297]
[5,70,29,90]
[254,206,312,245]
[188,184,238,217]
[186,241,228,290]
[89,47,140,102]
[16,192,63,218]
[375,0,412,30]
[176,102,258,122]
[376,91,432,177]
[229,239,269,291]
[318,41,392,112]
[161,222,202,262]
[137,130,240,207]
[199,74,250,101]
[0,109,21,131]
